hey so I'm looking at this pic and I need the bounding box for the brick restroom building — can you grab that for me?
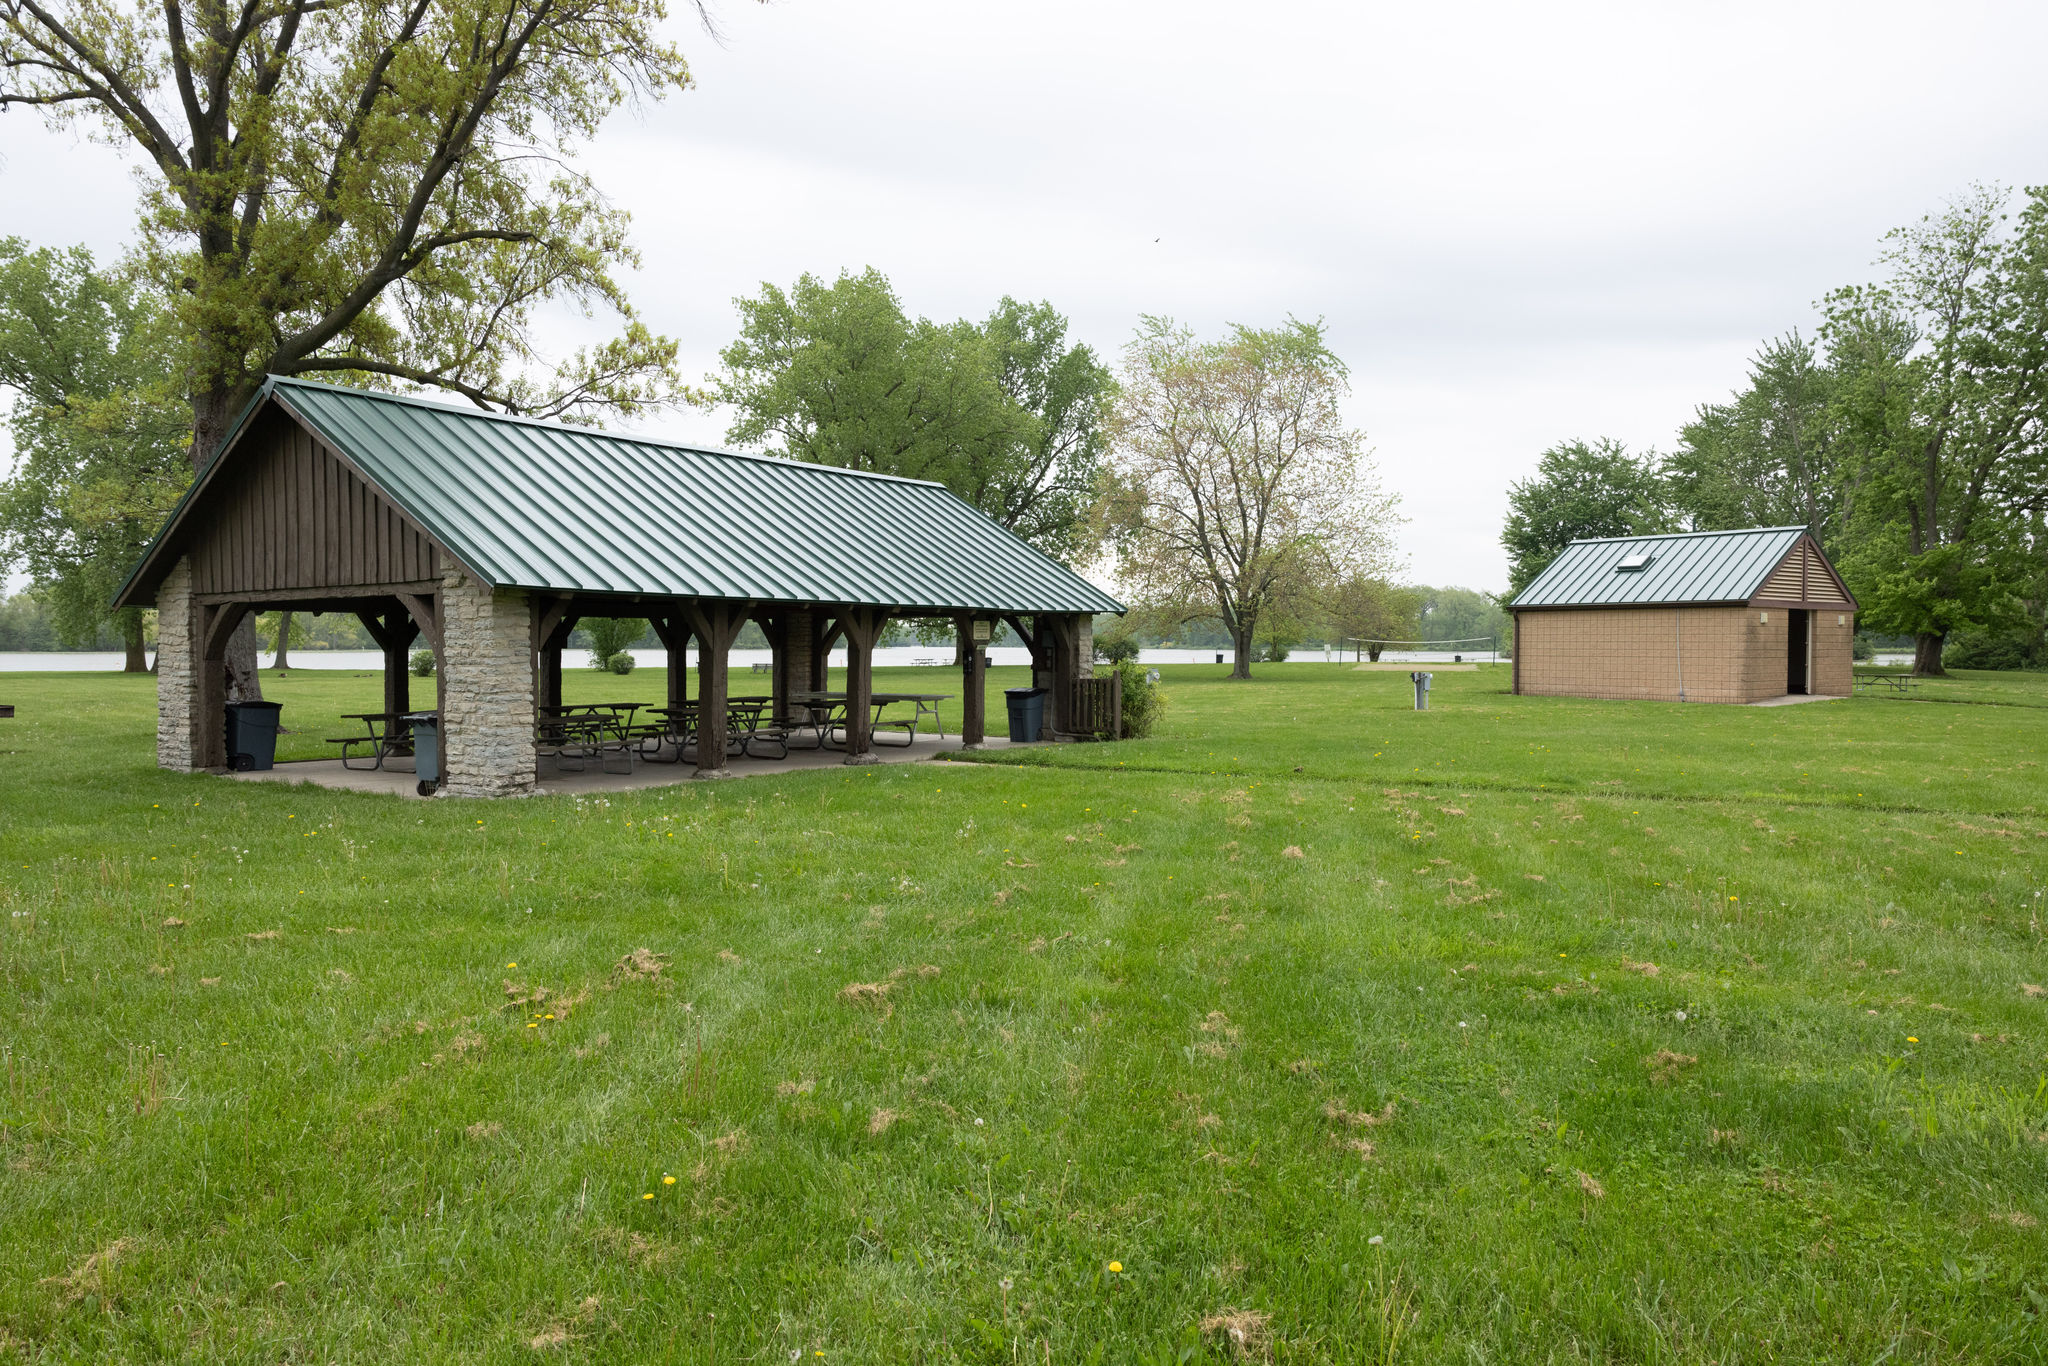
[1509,527,1857,704]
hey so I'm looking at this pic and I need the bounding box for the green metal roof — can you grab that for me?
[1509,526,1811,609]
[127,376,1123,616]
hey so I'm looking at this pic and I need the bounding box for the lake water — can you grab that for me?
[1,645,1507,671]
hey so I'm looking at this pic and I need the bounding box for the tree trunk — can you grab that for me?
[122,612,148,673]
[193,384,265,702]
[1911,631,1948,677]
[1230,627,1254,679]
[1368,643,1383,662]
[273,611,293,670]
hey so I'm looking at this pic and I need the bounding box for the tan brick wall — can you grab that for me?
[1515,606,1819,704]
[1812,608,1854,696]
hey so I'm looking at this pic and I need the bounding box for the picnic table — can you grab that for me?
[788,690,951,748]
[329,712,434,770]
[536,703,650,774]
[1854,670,1920,694]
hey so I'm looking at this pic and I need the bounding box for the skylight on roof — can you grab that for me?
[1614,552,1653,572]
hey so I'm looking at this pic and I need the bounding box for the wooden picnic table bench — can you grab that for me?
[1854,670,1920,694]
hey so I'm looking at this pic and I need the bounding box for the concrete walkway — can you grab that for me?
[228,730,1013,799]
[1748,693,1851,707]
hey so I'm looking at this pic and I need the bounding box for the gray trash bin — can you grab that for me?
[1409,671,1433,711]
[403,712,440,794]
[1004,687,1048,743]
[224,701,282,770]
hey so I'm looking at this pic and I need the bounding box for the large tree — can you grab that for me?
[0,240,189,669]
[1822,186,2048,676]
[1102,316,1400,679]
[703,269,1110,558]
[1500,438,1671,599]
[1667,332,1845,541]
[3,0,699,692]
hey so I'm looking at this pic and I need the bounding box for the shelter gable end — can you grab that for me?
[184,407,442,598]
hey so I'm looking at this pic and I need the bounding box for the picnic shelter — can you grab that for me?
[114,377,1123,796]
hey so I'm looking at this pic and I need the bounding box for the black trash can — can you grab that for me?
[1004,687,1048,743]
[224,701,282,771]
[403,713,440,795]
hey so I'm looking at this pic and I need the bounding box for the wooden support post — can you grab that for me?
[1046,615,1080,740]
[198,601,250,769]
[395,590,445,786]
[683,600,754,777]
[532,596,575,714]
[837,606,887,765]
[649,614,688,712]
[814,614,844,693]
[957,615,989,747]
[358,604,419,718]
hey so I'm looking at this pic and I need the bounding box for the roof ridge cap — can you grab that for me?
[1565,525,1807,547]
[266,374,949,490]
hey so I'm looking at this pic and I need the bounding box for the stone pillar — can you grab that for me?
[1076,616,1095,679]
[155,557,200,771]
[783,607,815,712]
[438,572,537,798]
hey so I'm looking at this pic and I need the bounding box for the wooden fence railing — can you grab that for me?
[1065,671,1123,740]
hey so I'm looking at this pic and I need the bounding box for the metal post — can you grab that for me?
[1410,670,1432,711]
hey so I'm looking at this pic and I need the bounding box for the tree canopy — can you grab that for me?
[1498,184,2048,675]
[1500,438,1671,599]
[0,241,189,668]
[1,0,699,450]
[1103,316,1400,679]
[703,269,1111,559]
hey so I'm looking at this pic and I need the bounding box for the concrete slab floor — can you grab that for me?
[1748,693,1851,707]
[226,731,1015,799]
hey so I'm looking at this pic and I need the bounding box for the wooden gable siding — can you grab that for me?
[188,411,439,596]
[1750,536,1851,609]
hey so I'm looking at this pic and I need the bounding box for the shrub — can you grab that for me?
[581,617,646,670]
[1095,628,1142,666]
[604,651,637,675]
[1852,633,1875,661]
[409,648,436,677]
[1943,630,2043,671]
[1116,659,1166,738]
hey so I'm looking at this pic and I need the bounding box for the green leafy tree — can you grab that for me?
[2,0,703,693]
[1822,185,2048,675]
[1323,575,1421,660]
[1667,332,1845,539]
[0,241,189,670]
[1412,585,1509,651]
[702,270,1109,557]
[580,617,645,671]
[1103,316,1401,679]
[1500,439,1672,599]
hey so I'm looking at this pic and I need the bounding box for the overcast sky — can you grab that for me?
[4,0,2046,593]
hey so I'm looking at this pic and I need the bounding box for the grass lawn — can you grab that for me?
[1,661,2045,1362]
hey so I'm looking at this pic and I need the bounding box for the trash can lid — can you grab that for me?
[229,700,283,712]
[400,711,438,722]
[1004,687,1048,697]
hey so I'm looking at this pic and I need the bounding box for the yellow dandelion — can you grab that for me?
[1907,1036,1919,1043]
[1107,1261,1123,1273]
[642,1192,654,1201]
[663,1175,677,1185]
[507,962,516,968]
[527,1023,538,1029]
[544,1013,555,1020]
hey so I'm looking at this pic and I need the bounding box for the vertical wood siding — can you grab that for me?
[189,413,439,595]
